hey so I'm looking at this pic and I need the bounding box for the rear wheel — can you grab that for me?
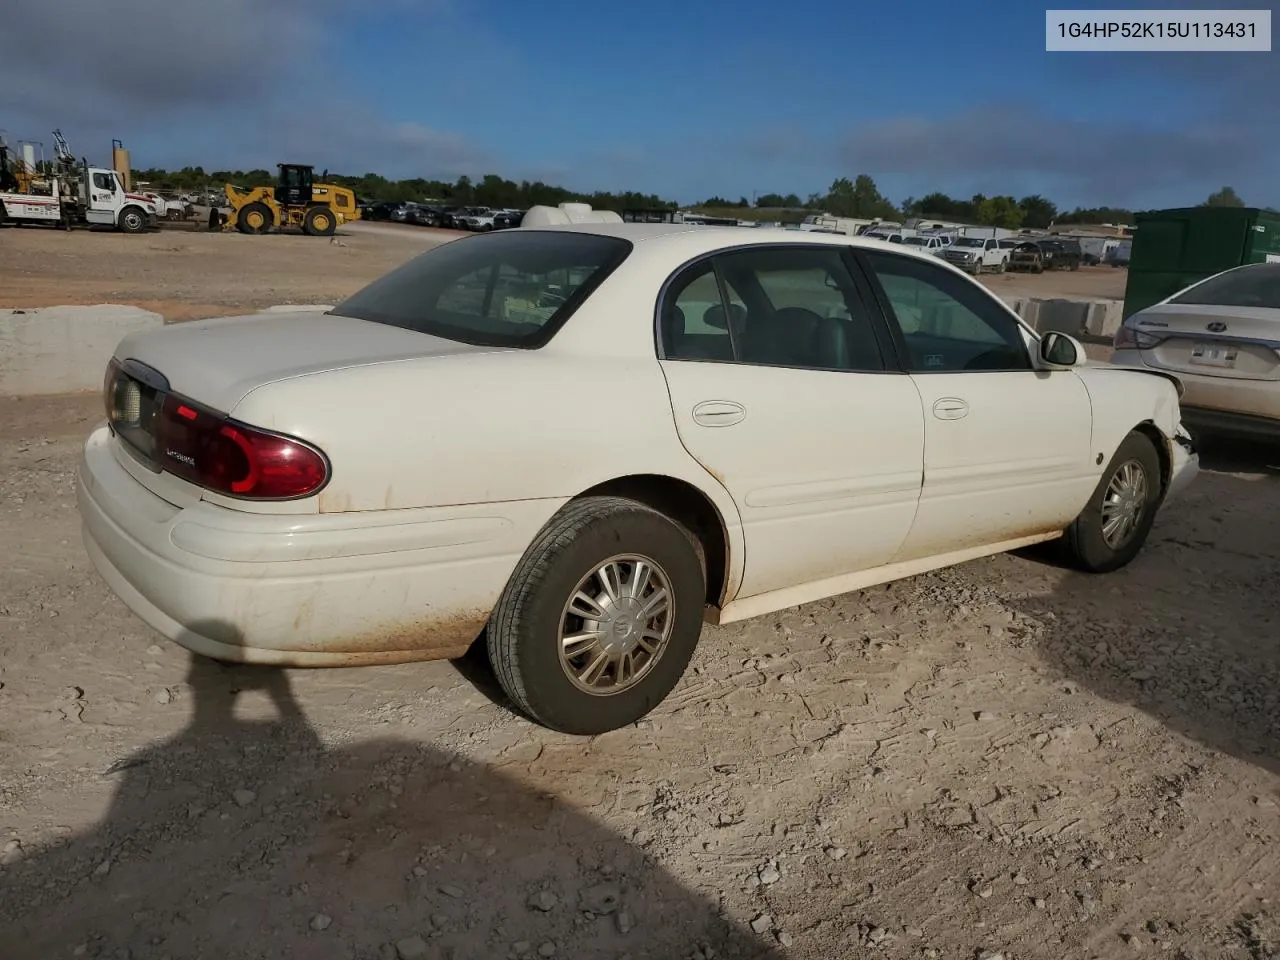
[488,496,707,735]
[1060,431,1163,573]
[302,205,336,236]
[238,201,272,235]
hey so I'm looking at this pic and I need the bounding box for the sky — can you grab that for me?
[1,0,1275,210]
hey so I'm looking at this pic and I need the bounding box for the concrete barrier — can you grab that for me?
[1002,297,1123,341]
[1,305,163,396]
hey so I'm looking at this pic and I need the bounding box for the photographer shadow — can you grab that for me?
[0,652,782,960]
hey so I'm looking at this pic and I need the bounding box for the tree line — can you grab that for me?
[133,166,672,216]
[709,179,1251,228]
[133,165,1251,227]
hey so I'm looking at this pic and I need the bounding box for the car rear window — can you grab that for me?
[331,230,632,347]
[1170,263,1280,310]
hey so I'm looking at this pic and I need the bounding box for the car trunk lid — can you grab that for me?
[112,310,504,411]
[105,310,507,506]
[1134,304,1280,381]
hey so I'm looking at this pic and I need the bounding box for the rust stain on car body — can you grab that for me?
[190,608,493,668]
[324,607,492,665]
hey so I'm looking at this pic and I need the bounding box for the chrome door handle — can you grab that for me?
[692,400,746,427]
[932,397,969,420]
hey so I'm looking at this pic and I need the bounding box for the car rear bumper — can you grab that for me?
[77,426,562,666]
[1111,348,1280,429]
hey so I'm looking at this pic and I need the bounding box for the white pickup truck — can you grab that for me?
[938,235,1010,274]
[902,234,951,256]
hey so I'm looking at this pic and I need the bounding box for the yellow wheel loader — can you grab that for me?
[208,163,360,236]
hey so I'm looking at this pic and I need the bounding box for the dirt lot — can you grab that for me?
[0,220,451,321]
[0,221,1126,321]
[1,225,1278,960]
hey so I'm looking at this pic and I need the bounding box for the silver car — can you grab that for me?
[1111,262,1280,442]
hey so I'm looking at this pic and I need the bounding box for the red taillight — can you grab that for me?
[156,394,329,500]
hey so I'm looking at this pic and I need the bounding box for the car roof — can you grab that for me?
[516,222,950,265]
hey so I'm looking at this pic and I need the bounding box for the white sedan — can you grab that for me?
[1112,262,1280,443]
[79,221,1198,734]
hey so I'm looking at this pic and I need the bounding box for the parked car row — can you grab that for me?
[359,200,526,232]
[889,232,1085,276]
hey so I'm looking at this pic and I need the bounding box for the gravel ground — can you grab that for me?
[0,392,1277,960]
[0,219,451,321]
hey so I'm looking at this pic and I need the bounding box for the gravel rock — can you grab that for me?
[615,910,633,934]
[396,936,429,960]
[776,930,793,947]
[0,839,23,866]
[232,789,256,807]
[527,890,558,912]
[866,926,887,944]
[438,884,464,899]
[580,882,621,915]
[309,914,332,932]
[537,943,556,958]
[750,913,773,935]
[824,846,847,861]
[758,862,781,885]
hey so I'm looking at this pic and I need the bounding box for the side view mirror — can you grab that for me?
[1039,331,1086,367]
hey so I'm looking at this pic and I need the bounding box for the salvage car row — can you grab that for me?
[360,200,525,232]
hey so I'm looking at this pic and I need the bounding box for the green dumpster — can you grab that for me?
[1122,206,1280,318]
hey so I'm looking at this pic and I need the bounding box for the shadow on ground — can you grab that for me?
[1020,437,1280,777]
[0,655,781,960]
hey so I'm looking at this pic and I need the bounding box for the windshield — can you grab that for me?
[1170,263,1280,310]
[954,237,985,248]
[903,236,927,245]
[331,230,632,348]
[113,172,127,193]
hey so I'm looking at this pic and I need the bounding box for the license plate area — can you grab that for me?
[1189,341,1238,368]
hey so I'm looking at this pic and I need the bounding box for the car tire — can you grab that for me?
[1059,431,1163,574]
[488,495,707,735]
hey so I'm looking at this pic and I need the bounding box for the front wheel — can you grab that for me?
[1060,431,1163,573]
[488,496,707,734]
[302,205,336,236]
[117,207,146,233]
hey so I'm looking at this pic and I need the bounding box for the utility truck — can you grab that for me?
[0,130,157,233]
